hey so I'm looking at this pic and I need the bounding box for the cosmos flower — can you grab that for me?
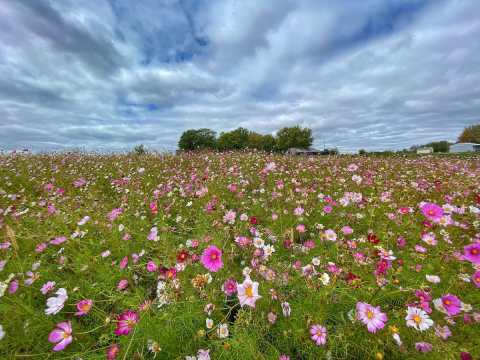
[200,245,223,272]
[415,342,433,353]
[472,270,480,288]
[405,307,434,331]
[115,310,139,336]
[222,278,237,296]
[45,288,68,315]
[75,299,93,316]
[48,321,73,351]
[237,276,261,308]
[433,294,462,316]
[421,203,444,221]
[435,325,452,340]
[106,344,120,360]
[309,324,327,346]
[463,243,480,264]
[356,302,388,333]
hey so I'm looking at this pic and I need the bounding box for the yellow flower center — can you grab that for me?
[367,310,374,319]
[413,315,421,324]
[245,286,254,298]
[211,253,217,260]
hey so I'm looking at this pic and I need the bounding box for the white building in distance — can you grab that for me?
[450,143,480,153]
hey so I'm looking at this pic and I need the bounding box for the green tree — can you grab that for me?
[458,123,480,143]
[260,134,276,152]
[133,144,147,155]
[178,129,217,151]
[275,126,313,151]
[217,127,249,150]
[246,132,276,152]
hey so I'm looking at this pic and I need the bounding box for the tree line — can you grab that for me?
[178,126,314,152]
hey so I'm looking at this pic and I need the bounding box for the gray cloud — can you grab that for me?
[0,0,479,153]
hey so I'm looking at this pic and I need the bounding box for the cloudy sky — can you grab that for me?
[1,0,479,152]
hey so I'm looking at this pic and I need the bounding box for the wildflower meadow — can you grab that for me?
[0,151,479,359]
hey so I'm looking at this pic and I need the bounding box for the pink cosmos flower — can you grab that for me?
[119,256,128,269]
[293,207,304,216]
[438,294,462,316]
[222,278,237,296]
[8,279,18,294]
[146,261,157,272]
[421,203,444,221]
[107,343,120,360]
[117,279,129,291]
[341,226,353,235]
[435,325,452,340]
[472,271,480,288]
[115,310,139,336]
[108,207,124,222]
[75,299,93,316]
[200,245,223,272]
[147,226,158,241]
[415,342,433,353]
[223,210,236,224]
[237,276,261,308]
[463,243,480,264]
[40,281,56,295]
[49,236,67,245]
[356,302,388,333]
[309,324,327,346]
[48,321,73,351]
[35,242,48,253]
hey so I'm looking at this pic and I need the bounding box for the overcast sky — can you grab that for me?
[0,0,479,152]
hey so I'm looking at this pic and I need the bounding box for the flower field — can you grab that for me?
[0,152,479,359]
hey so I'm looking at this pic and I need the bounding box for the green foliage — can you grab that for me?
[178,128,217,151]
[217,127,250,150]
[132,144,147,155]
[458,123,480,143]
[275,126,313,151]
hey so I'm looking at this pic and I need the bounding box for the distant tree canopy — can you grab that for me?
[178,128,217,151]
[458,124,480,143]
[178,125,314,152]
[409,140,451,153]
[217,127,249,150]
[275,126,313,151]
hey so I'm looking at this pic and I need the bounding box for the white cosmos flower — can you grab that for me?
[405,307,433,331]
[0,324,5,340]
[426,275,441,284]
[45,288,68,315]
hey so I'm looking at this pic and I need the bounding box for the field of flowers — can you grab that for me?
[0,151,479,359]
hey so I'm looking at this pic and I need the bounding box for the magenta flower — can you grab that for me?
[41,281,56,295]
[421,203,444,221]
[222,278,237,296]
[309,324,327,346]
[146,261,157,272]
[119,256,128,269]
[8,279,18,294]
[115,310,139,336]
[440,294,462,316]
[200,245,223,272]
[75,299,93,316]
[472,271,480,288]
[415,342,433,353]
[356,302,388,333]
[463,243,480,264]
[117,279,129,290]
[107,343,120,359]
[48,321,73,351]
